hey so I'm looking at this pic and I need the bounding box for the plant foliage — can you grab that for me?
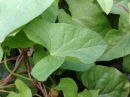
[0,0,130,97]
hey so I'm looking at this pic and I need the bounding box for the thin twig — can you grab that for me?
[23,50,37,86]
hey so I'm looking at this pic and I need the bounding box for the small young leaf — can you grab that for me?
[7,92,19,97]
[31,55,64,81]
[97,0,113,14]
[7,79,32,97]
[98,13,130,61]
[55,78,78,97]
[82,66,130,97]
[15,79,32,97]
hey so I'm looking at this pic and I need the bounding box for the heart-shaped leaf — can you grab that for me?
[7,92,19,97]
[82,66,130,97]
[24,19,106,81]
[58,0,111,37]
[98,13,130,61]
[55,78,78,97]
[31,55,64,81]
[7,79,32,97]
[0,0,54,43]
[24,19,107,64]
[97,0,113,14]
[78,89,99,97]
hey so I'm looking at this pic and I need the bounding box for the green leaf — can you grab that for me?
[7,92,19,97]
[33,44,48,64]
[42,1,58,22]
[0,45,3,62]
[123,54,130,73]
[16,75,38,95]
[60,61,95,72]
[58,9,77,25]
[111,0,129,14]
[24,19,107,64]
[78,89,99,97]
[58,0,111,37]
[31,55,64,81]
[2,31,35,48]
[15,79,32,97]
[129,3,130,23]
[82,66,130,97]
[97,0,113,14]
[24,18,106,81]
[8,25,26,36]
[55,0,60,2]
[98,13,130,61]
[7,79,32,97]
[55,78,78,97]
[0,0,54,43]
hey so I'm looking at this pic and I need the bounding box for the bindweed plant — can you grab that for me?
[0,0,130,97]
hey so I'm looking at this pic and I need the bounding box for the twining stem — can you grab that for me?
[0,84,15,89]
[37,82,47,97]
[23,54,32,80]
[0,90,10,93]
[43,84,48,97]
[0,56,18,65]
[114,2,129,13]
[33,94,42,97]
[49,76,56,86]
[4,54,31,81]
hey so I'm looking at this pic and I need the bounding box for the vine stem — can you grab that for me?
[0,90,10,93]
[4,54,31,81]
[0,84,15,89]
[2,53,24,86]
[49,76,56,86]
[114,2,129,13]
[33,94,42,97]
[37,82,47,97]
[0,56,18,65]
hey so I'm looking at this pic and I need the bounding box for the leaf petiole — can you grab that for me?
[4,54,31,81]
